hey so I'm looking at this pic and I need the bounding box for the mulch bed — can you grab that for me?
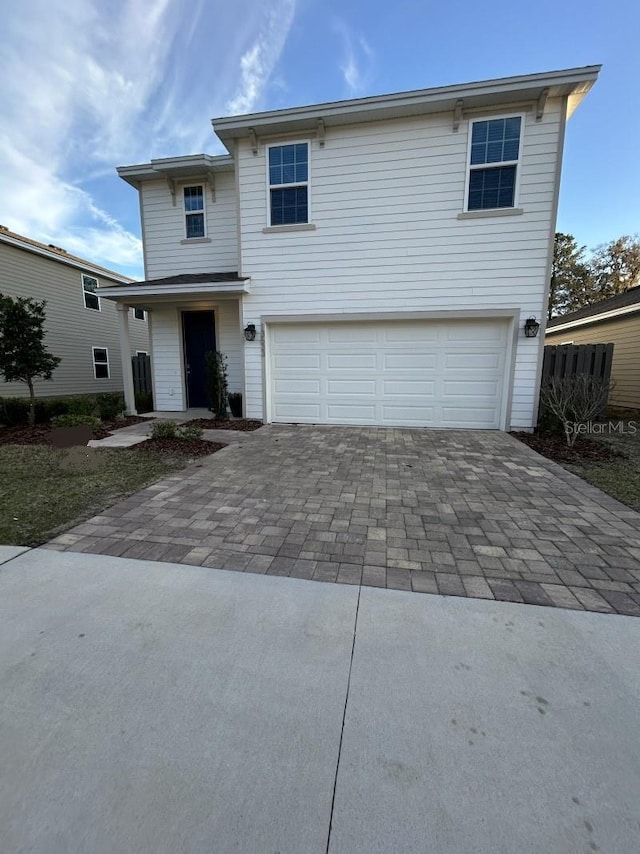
[186,418,263,431]
[130,438,227,457]
[0,415,152,445]
[512,431,622,464]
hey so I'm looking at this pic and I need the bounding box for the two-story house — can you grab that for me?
[102,66,599,430]
[0,228,149,400]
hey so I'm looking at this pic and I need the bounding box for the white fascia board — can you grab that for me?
[117,154,234,187]
[212,66,601,143]
[547,302,640,333]
[0,232,132,283]
[97,281,250,300]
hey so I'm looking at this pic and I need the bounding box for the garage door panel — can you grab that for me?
[327,379,377,395]
[381,405,436,422]
[269,319,508,429]
[445,352,502,370]
[443,380,500,396]
[382,380,435,396]
[383,325,438,343]
[274,379,322,394]
[327,354,378,370]
[273,353,321,370]
[327,404,377,420]
[273,402,322,419]
[385,353,438,370]
[445,322,506,342]
[327,326,378,343]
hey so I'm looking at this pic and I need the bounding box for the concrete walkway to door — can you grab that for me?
[47,426,640,616]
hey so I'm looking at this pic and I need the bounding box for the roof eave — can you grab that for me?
[97,280,250,301]
[116,154,235,188]
[212,65,601,144]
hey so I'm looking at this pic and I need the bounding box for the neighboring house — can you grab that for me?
[546,285,640,412]
[105,66,599,430]
[0,227,149,399]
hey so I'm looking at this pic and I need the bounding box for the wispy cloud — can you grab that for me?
[0,0,297,276]
[334,20,375,97]
[226,0,296,114]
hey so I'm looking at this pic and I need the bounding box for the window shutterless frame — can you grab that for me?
[92,346,110,379]
[463,113,525,213]
[132,307,145,320]
[265,141,311,227]
[82,273,101,311]
[183,185,206,238]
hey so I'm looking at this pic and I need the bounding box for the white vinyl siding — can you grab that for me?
[0,241,149,398]
[268,319,509,428]
[140,171,238,278]
[238,99,565,429]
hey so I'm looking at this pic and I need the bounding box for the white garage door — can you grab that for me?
[268,318,510,429]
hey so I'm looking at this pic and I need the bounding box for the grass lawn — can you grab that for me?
[567,425,640,511]
[0,445,185,546]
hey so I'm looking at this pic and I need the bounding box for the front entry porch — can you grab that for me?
[97,273,249,415]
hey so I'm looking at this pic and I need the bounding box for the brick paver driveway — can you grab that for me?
[49,426,640,616]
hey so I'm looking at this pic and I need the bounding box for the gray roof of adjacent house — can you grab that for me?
[547,285,640,329]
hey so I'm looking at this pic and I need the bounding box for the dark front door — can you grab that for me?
[182,310,216,408]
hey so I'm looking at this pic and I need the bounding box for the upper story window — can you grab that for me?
[82,273,100,311]
[184,185,205,238]
[268,143,309,225]
[133,307,145,320]
[466,116,522,211]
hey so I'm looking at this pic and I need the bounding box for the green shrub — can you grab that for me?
[205,351,229,420]
[51,413,101,432]
[0,394,102,427]
[67,396,98,418]
[135,390,154,413]
[151,420,178,440]
[177,423,203,441]
[96,392,125,421]
[35,398,70,422]
[0,397,30,427]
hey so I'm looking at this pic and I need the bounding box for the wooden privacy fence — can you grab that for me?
[132,353,152,394]
[541,343,614,383]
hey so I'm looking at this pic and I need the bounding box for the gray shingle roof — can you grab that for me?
[547,285,640,327]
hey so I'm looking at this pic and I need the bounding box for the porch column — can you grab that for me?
[116,303,137,415]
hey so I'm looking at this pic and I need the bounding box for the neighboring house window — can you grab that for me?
[184,185,205,238]
[268,143,309,225]
[466,116,522,211]
[82,273,100,310]
[133,307,145,320]
[92,347,110,379]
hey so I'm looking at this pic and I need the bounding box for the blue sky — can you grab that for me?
[1,0,638,279]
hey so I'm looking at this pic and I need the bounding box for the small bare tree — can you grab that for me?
[540,375,613,447]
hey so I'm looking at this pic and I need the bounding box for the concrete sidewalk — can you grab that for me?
[1,547,639,853]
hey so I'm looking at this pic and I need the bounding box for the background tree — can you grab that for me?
[549,233,592,319]
[588,235,640,302]
[0,294,61,426]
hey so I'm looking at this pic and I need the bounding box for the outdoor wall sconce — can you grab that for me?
[244,323,257,341]
[524,316,540,338]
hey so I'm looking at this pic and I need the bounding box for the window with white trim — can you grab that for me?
[133,307,145,320]
[82,273,100,310]
[183,185,205,238]
[92,347,110,379]
[466,116,522,211]
[268,142,309,225]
